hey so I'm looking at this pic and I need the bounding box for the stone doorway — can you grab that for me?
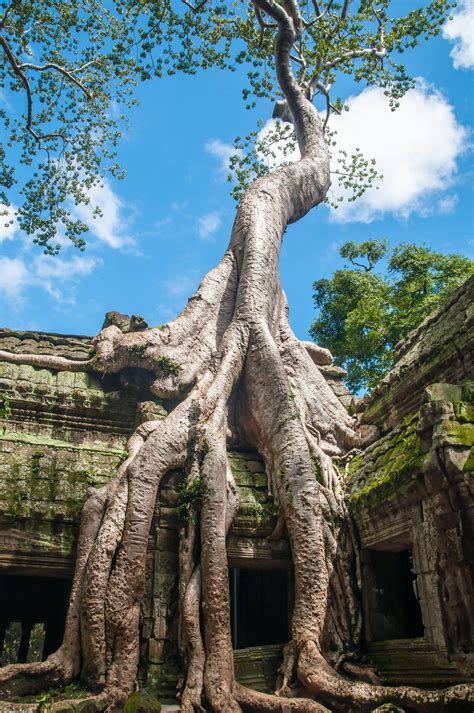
[0,574,71,665]
[362,549,424,642]
[229,567,290,650]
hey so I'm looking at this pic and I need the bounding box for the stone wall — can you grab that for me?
[1,276,473,699]
[0,328,291,699]
[348,275,474,684]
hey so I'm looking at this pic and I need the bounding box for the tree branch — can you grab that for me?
[283,0,303,36]
[254,0,326,156]
[0,35,62,147]
[18,62,92,100]
[255,5,277,31]
[323,45,386,71]
[0,0,17,30]
[340,0,351,20]
[181,0,209,11]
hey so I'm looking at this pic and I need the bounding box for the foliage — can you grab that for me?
[36,682,86,711]
[152,355,181,376]
[1,1,455,251]
[117,447,129,466]
[176,475,207,523]
[310,240,474,392]
[29,450,45,476]
[0,622,44,667]
[0,393,12,433]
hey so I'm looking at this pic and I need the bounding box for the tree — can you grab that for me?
[310,240,474,392]
[1,2,472,712]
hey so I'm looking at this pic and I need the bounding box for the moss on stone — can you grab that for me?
[453,401,474,423]
[123,691,161,713]
[464,446,474,473]
[433,420,474,448]
[0,431,124,455]
[151,355,181,376]
[348,413,424,510]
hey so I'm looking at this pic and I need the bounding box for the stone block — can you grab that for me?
[424,383,463,403]
[124,690,162,712]
[148,637,166,663]
[443,446,471,477]
[432,421,474,449]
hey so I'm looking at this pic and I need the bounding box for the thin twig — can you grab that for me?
[0,0,17,30]
[0,35,67,151]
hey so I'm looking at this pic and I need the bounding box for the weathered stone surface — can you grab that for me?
[1,273,474,699]
[350,380,474,678]
[0,330,289,701]
[349,277,474,683]
[301,341,333,366]
[123,690,161,712]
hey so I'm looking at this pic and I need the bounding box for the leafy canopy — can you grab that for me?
[310,240,474,392]
[0,0,455,253]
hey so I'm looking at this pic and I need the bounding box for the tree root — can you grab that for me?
[297,640,474,712]
[1,5,473,713]
[234,682,332,713]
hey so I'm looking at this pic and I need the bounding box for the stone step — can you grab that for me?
[365,637,471,686]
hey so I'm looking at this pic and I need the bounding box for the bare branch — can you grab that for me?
[341,0,351,20]
[323,45,386,71]
[0,35,67,150]
[181,0,209,11]
[283,0,304,35]
[372,5,386,63]
[255,5,277,31]
[290,52,305,65]
[19,61,92,100]
[0,0,17,31]
[253,0,291,28]
[71,58,100,74]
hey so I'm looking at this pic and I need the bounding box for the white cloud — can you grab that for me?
[437,194,459,214]
[162,271,200,299]
[443,1,474,69]
[256,118,299,169]
[33,255,97,301]
[0,87,12,110]
[0,253,97,305]
[1,180,134,250]
[0,205,18,242]
[328,84,467,223]
[197,211,221,241]
[205,139,241,176]
[72,178,135,249]
[0,257,29,301]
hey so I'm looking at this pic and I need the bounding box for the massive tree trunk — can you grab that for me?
[0,3,472,712]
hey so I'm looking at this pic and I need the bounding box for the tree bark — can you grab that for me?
[0,2,473,712]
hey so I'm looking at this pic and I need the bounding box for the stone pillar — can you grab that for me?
[17,620,33,664]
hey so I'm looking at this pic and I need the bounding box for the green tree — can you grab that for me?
[0,3,468,713]
[310,240,474,391]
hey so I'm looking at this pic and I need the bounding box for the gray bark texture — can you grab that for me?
[0,1,473,711]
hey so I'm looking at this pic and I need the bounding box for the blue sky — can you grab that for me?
[1,1,473,340]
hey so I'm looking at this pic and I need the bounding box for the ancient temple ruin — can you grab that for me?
[0,276,473,704]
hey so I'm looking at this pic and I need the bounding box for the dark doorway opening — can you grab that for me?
[229,567,290,649]
[0,574,71,666]
[362,549,424,642]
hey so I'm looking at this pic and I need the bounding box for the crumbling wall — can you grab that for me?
[348,276,474,685]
